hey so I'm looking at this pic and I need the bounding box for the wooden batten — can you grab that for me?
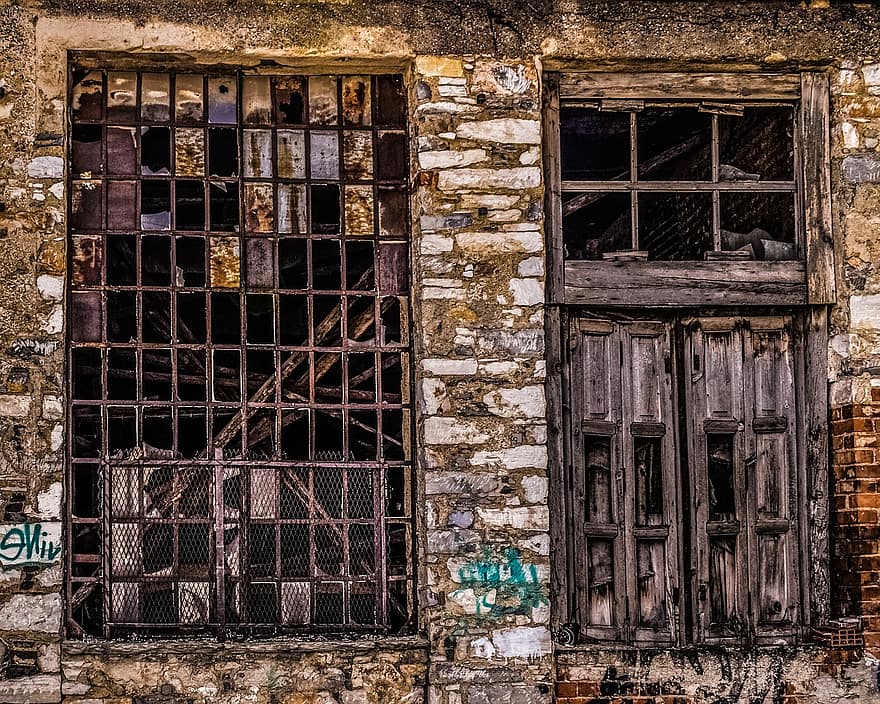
[559,72,801,101]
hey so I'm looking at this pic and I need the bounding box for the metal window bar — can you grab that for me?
[66,67,413,638]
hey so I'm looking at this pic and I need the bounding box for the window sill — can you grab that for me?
[61,634,429,657]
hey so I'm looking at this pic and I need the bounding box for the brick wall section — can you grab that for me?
[831,388,880,647]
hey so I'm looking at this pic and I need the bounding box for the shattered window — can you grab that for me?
[67,68,413,637]
[560,103,798,261]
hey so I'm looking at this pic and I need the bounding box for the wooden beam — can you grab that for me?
[560,73,800,101]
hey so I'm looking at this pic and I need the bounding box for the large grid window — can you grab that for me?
[66,67,413,637]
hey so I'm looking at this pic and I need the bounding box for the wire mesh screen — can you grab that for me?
[66,67,413,638]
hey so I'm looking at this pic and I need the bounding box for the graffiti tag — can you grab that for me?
[0,523,62,567]
[451,546,548,619]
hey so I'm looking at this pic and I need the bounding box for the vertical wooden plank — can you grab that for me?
[801,73,836,305]
[805,306,830,625]
[542,72,570,630]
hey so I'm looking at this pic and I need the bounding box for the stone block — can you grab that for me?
[455,231,542,255]
[0,674,60,703]
[476,506,549,531]
[851,295,880,329]
[27,157,63,179]
[438,168,541,192]
[415,57,464,77]
[470,445,547,470]
[456,119,541,145]
[420,358,478,376]
[843,154,880,183]
[483,386,545,419]
[420,235,454,255]
[419,149,487,170]
[490,626,552,659]
[467,683,551,704]
[0,593,61,633]
[509,278,543,306]
[521,475,548,504]
[425,472,500,496]
[427,529,479,553]
[0,395,30,417]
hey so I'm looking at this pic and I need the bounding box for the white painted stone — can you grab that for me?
[36,275,63,302]
[459,194,520,209]
[48,182,64,200]
[0,395,30,417]
[415,101,479,115]
[483,386,545,419]
[509,278,543,306]
[487,209,522,223]
[420,235,453,255]
[842,121,860,149]
[448,587,496,615]
[36,482,63,520]
[42,395,63,420]
[503,222,540,231]
[519,147,540,165]
[518,534,550,556]
[420,358,478,376]
[850,294,880,329]
[0,674,61,703]
[419,148,487,170]
[471,445,547,469]
[438,84,469,97]
[863,63,880,87]
[479,361,520,376]
[491,626,552,658]
[532,602,551,624]
[27,156,64,179]
[456,231,542,254]
[420,378,449,415]
[38,643,60,673]
[518,257,544,277]
[425,472,500,495]
[456,119,541,145]
[469,637,496,659]
[424,417,489,445]
[49,424,63,452]
[438,167,541,191]
[476,506,549,531]
[521,475,549,504]
[43,305,63,335]
[0,593,61,633]
[62,682,91,696]
[438,132,457,140]
[423,287,466,300]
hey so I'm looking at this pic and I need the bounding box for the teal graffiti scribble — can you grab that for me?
[454,546,548,620]
[0,523,61,567]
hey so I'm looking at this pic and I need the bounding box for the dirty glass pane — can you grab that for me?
[107,72,137,122]
[175,74,204,123]
[375,75,406,127]
[71,292,102,342]
[72,70,104,121]
[720,192,796,260]
[707,434,736,522]
[342,76,371,126]
[561,107,629,181]
[377,242,406,293]
[107,181,136,230]
[274,76,306,124]
[243,129,273,178]
[244,183,274,233]
[71,236,103,287]
[242,76,271,125]
[71,181,104,231]
[175,128,205,177]
[277,184,308,234]
[378,187,407,238]
[639,192,712,260]
[209,236,241,288]
[141,73,170,122]
[309,76,338,125]
[637,107,711,181]
[246,237,275,288]
[208,76,237,124]
[562,191,631,260]
[310,131,340,180]
[277,130,306,179]
[719,106,794,182]
[106,127,137,175]
[376,132,406,181]
[588,539,614,626]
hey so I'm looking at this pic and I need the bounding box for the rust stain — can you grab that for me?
[342,76,371,126]
[175,128,205,177]
[345,186,374,236]
[343,131,373,181]
[210,237,241,288]
[245,183,274,233]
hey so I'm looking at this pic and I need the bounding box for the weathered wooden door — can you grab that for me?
[569,317,680,644]
[685,315,801,644]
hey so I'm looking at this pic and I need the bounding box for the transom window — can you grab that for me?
[66,66,414,637]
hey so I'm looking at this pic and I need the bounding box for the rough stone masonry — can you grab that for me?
[0,0,879,703]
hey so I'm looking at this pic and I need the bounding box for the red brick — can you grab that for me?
[578,682,599,696]
[557,682,578,697]
[850,493,880,509]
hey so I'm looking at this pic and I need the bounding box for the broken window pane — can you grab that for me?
[311,185,340,234]
[142,291,171,343]
[142,349,172,401]
[345,186,375,236]
[719,106,794,182]
[176,236,206,286]
[141,126,171,175]
[209,182,239,231]
[141,73,170,122]
[177,350,207,401]
[208,76,237,124]
[279,295,309,345]
[106,234,136,284]
[278,238,308,289]
[342,77,371,126]
[313,239,342,290]
[561,107,629,181]
[562,192,631,260]
[348,240,376,290]
[585,436,612,524]
[247,349,276,401]
[175,180,206,231]
[142,235,171,285]
[637,541,667,629]
[107,291,137,341]
[175,74,204,123]
[108,349,137,400]
[246,294,275,343]
[707,434,736,522]
[637,108,711,181]
[245,183,274,233]
[209,128,239,177]
[213,349,241,402]
[720,192,796,261]
[588,539,614,626]
[274,76,306,124]
[72,70,104,122]
[634,436,664,526]
[639,192,712,260]
[211,292,241,344]
[141,181,171,230]
[72,125,103,175]
[177,292,207,343]
[72,347,102,399]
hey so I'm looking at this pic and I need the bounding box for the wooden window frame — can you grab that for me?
[543,71,833,646]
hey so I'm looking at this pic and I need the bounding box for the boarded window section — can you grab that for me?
[559,103,798,261]
[67,69,412,638]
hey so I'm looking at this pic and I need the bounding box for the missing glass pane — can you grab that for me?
[720,192,796,260]
[637,108,711,181]
[561,107,630,181]
[562,192,631,260]
[639,192,712,260]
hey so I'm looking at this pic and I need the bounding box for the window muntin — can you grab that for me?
[67,68,413,638]
[559,103,798,262]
